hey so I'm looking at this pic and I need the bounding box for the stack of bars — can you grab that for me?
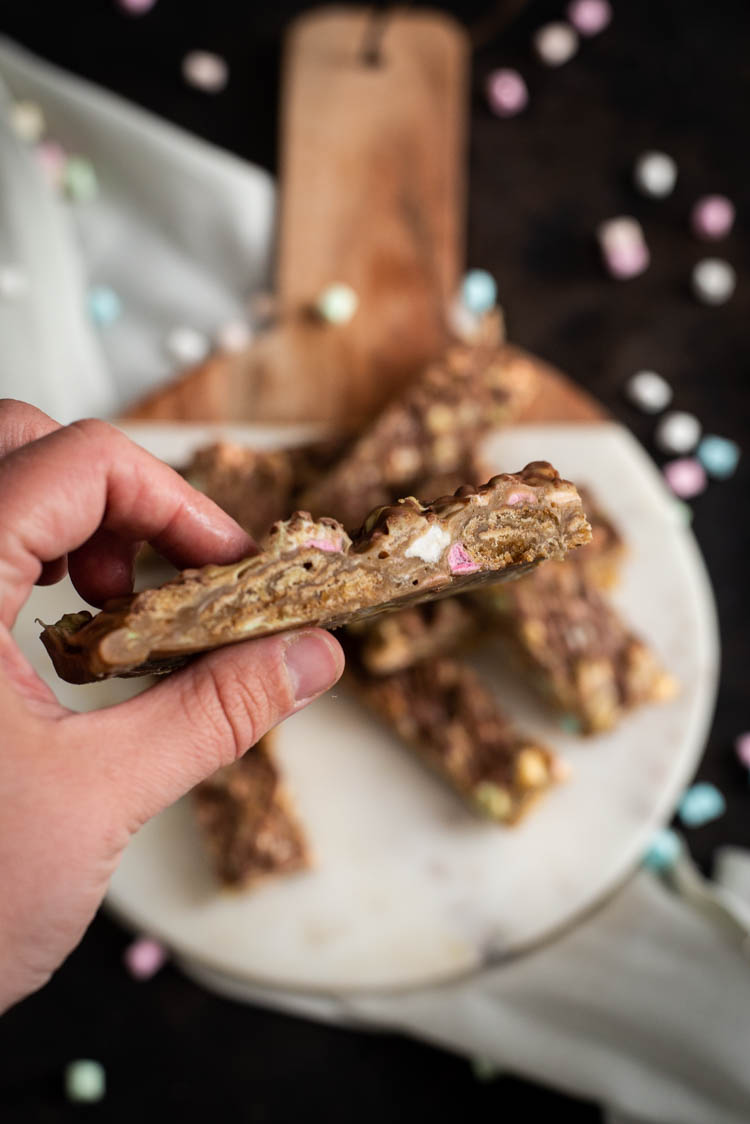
[37,332,677,890]
[179,335,676,890]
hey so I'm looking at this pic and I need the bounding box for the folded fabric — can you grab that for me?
[181,851,750,1124]
[0,36,273,422]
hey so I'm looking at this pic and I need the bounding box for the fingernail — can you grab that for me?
[284,632,342,704]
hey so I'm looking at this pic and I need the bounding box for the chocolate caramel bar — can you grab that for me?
[40,463,590,683]
[193,735,309,889]
[299,343,539,530]
[483,563,677,734]
[353,484,625,678]
[354,657,566,824]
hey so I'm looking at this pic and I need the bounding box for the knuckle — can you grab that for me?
[184,646,293,765]
[69,417,117,446]
[0,400,58,456]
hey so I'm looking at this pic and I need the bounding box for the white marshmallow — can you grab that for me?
[533,22,579,66]
[405,525,451,564]
[626,370,673,414]
[691,258,736,305]
[182,52,229,93]
[633,151,677,198]
[655,411,702,455]
[165,326,210,365]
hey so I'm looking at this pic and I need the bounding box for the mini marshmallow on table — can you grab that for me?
[642,828,682,872]
[626,370,673,414]
[533,22,579,67]
[566,0,613,36]
[691,195,735,241]
[117,0,158,13]
[486,69,528,118]
[9,99,45,143]
[663,458,707,500]
[633,151,678,199]
[597,216,650,280]
[87,285,122,326]
[655,411,702,455]
[182,51,229,93]
[164,325,210,365]
[315,282,358,324]
[35,140,66,188]
[697,435,740,480]
[460,269,497,316]
[678,783,726,828]
[736,733,750,770]
[64,1060,106,1103]
[63,156,99,202]
[124,936,168,980]
[692,258,736,305]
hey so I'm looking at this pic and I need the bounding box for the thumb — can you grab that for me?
[64,629,343,831]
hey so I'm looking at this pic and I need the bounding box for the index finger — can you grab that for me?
[0,398,61,457]
[0,418,255,628]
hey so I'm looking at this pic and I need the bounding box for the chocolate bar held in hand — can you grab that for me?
[354,657,567,824]
[193,734,309,889]
[299,343,539,530]
[352,486,625,677]
[39,462,591,684]
[352,486,625,678]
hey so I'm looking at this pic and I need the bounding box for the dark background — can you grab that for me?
[1,0,748,1120]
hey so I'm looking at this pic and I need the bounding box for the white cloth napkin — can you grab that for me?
[2,39,748,1124]
[0,36,274,422]
[181,850,750,1124]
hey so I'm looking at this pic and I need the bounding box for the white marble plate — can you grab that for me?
[12,422,719,993]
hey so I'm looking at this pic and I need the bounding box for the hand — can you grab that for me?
[0,400,343,1013]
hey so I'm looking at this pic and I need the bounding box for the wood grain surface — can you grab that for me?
[123,6,604,429]
[127,7,469,427]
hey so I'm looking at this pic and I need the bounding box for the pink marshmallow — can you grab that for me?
[35,141,66,188]
[117,0,157,12]
[735,733,750,769]
[691,195,735,242]
[663,457,707,499]
[304,538,342,553]
[505,490,538,506]
[123,937,167,980]
[486,69,528,118]
[604,240,650,280]
[566,0,612,36]
[448,542,479,574]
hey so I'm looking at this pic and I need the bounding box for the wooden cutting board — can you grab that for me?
[123,6,604,428]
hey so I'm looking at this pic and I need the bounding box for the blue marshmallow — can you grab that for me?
[697,434,740,480]
[88,285,122,326]
[461,269,497,315]
[642,827,681,871]
[678,783,726,828]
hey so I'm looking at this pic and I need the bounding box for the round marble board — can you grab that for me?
[13,422,718,993]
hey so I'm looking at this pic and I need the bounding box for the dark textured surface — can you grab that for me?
[1,1,747,1121]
